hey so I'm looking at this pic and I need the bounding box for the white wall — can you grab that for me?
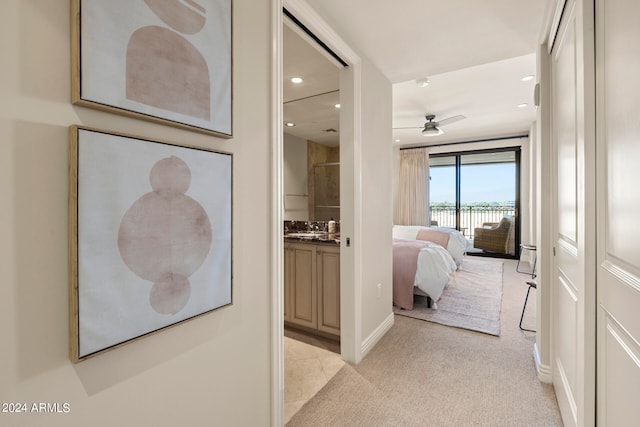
[359,58,394,342]
[0,1,273,425]
[535,40,553,383]
[283,133,309,221]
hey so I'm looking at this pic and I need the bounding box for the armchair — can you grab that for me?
[473,216,515,255]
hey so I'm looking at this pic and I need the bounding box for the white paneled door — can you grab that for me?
[549,0,596,425]
[596,0,640,424]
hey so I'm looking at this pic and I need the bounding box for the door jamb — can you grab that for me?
[270,1,362,424]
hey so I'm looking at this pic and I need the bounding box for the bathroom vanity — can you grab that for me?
[283,236,340,338]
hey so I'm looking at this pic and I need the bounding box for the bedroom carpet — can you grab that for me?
[393,257,504,336]
[286,259,562,427]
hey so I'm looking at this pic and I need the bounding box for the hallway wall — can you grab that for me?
[0,1,274,425]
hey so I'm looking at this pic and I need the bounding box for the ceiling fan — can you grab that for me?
[394,114,466,136]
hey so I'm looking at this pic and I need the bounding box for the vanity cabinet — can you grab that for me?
[284,242,316,329]
[317,245,340,335]
[284,241,340,337]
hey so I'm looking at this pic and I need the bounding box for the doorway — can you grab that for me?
[276,4,363,423]
[282,14,342,344]
[278,5,353,421]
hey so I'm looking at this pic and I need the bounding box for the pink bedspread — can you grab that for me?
[392,239,429,310]
[416,227,450,248]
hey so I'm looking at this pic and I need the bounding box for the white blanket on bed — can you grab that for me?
[393,238,457,309]
[414,242,457,301]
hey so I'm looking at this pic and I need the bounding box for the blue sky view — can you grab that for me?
[430,163,516,204]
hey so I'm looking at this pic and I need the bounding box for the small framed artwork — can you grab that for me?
[68,126,232,362]
[71,0,233,137]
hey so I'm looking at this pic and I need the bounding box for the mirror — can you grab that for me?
[282,20,341,224]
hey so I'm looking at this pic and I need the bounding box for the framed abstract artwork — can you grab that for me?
[68,126,232,362]
[71,0,233,137]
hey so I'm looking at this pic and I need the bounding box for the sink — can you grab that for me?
[287,232,328,238]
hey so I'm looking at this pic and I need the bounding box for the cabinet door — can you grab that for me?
[289,243,317,329]
[317,246,340,335]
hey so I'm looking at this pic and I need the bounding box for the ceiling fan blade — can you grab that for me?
[437,115,466,127]
[392,126,423,129]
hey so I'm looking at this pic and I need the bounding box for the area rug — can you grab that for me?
[393,258,504,336]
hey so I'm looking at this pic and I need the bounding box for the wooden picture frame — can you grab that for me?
[69,126,233,362]
[71,0,233,137]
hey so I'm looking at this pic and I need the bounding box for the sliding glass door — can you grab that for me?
[429,156,457,228]
[429,147,520,258]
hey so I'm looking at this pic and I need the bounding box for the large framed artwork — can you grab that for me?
[69,126,232,362]
[71,0,233,137]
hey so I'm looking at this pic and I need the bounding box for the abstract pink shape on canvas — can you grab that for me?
[126,0,210,119]
[118,156,212,315]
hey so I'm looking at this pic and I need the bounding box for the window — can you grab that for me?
[429,147,520,257]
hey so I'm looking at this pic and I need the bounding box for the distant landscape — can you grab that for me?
[430,201,515,238]
[429,161,516,238]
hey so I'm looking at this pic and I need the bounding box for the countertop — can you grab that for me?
[284,232,340,246]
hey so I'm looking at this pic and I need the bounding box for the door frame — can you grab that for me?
[270,0,362,424]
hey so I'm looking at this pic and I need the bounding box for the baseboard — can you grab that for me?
[360,312,394,360]
[534,342,553,383]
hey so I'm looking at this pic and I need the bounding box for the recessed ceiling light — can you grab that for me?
[517,103,528,108]
[395,139,401,143]
[415,77,430,88]
[290,77,303,84]
[521,75,535,82]
[285,122,295,127]
[334,103,341,108]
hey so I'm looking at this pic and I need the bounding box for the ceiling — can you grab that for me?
[284,0,552,147]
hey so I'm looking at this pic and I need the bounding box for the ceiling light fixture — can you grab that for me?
[290,77,303,84]
[334,103,341,108]
[415,77,430,88]
[421,114,444,136]
[517,103,528,108]
[422,126,443,136]
[285,122,295,127]
[521,75,535,82]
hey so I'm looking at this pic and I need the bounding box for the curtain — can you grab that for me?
[397,148,429,225]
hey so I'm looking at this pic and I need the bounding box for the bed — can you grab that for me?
[392,225,467,310]
[392,238,457,310]
[392,225,468,268]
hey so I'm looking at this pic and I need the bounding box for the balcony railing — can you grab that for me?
[430,203,516,239]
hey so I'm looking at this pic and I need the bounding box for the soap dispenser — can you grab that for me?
[328,217,336,234]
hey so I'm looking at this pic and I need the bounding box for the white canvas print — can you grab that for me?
[69,127,232,361]
[73,0,232,136]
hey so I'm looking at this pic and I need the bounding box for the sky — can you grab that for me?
[429,163,516,204]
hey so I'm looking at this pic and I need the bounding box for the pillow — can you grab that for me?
[392,225,419,240]
[416,228,450,249]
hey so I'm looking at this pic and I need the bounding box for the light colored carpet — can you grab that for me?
[286,362,417,427]
[394,258,504,336]
[287,259,563,427]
